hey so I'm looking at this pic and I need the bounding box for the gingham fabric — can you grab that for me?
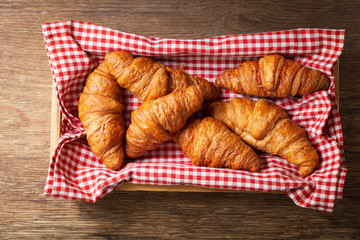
[43,20,346,213]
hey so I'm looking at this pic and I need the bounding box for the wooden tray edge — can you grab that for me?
[50,82,62,159]
[117,182,281,193]
[49,61,339,192]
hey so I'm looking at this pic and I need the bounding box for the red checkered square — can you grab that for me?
[43,21,346,213]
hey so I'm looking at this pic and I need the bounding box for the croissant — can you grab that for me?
[78,62,125,170]
[104,50,219,101]
[216,54,330,97]
[206,98,319,176]
[125,84,207,158]
[172,117,261,171]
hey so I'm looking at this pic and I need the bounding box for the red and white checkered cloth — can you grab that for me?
[43,20,346,213]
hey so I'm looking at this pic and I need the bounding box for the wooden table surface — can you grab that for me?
[1,0,359,239]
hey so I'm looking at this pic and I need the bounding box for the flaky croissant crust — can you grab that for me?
[78,62,125,170]
[216,54,330,98]
[105,50,219,101]
[125,84,208,158]
[206,97,319,176]
[173,117,261,171]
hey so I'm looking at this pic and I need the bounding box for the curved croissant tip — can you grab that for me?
[124,143,146,159]
[104,51,117,66]
[105,50,115,57]
[103,158,123,171]
[299,166,315,177]
[105,50,131,61]
[249,162,261,172]
[105,51,119,60]
[215,69,231,87]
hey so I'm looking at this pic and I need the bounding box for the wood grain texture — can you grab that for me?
[1,0,359,239]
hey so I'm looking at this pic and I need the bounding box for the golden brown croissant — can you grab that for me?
[78,62,125,170]
[206,98,319,176]
[172,117,261,171]
[104,50,219,101]
[125,84,208,158]
[216,54,330,97]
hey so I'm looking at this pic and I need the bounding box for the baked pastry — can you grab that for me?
[104,50,219,101]
[216,54,330,97]
[172,117,261,171]
[125,84,208,158]
[206,98,319,176]
[78,62,125,170]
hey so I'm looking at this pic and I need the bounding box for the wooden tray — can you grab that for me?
[50,62,339,192]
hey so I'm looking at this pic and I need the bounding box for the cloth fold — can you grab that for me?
[43,20,346,213]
